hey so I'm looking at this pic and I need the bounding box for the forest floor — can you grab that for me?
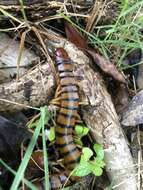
[0,1,143,190]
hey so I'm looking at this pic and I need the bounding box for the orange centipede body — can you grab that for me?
[54,48,81,167]
[46,47,81,189]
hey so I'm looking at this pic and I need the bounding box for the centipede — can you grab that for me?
[54,48,81,165]
[50,47,81,189]
[27,48,81,190]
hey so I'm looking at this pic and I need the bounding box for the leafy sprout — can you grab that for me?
[73,144,105,177]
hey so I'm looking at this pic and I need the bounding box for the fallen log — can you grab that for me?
[0,31,137,190]
[0,0,94,5]
[0,0,94,21]
[0,0,119,25]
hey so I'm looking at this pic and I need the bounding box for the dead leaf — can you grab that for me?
[65,21,88,49]
[87,49,126,83]
[65,22,126,83]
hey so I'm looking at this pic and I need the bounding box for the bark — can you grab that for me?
[0,0,118,24]
[0,0,94,5]
[0,0,94,13]
[0,0,94,24]
[0,31,137,190]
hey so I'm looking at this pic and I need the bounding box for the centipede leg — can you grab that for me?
[54,85,62,98]
[75,114,82,123]
[50,98,61,106]
[79,101,89,106]
[50,85,62,106]
[75,119,83,123]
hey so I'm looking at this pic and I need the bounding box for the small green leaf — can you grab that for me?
[73,162,91,176]
[75,124,89,137]
[93,144,104,160]
[80,147,93,162]
[75,124,83,135]
[89,158,105,176]
[94,158,106,168]
[92,166,103,176]
[48,127,55,141]
[82,127,89,136]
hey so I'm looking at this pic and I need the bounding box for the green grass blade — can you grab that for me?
[10,107,45,190]
[0,159,38,190]
[41,107,50,190]
[19,0,28,25]
[0,8,23,24]
[119,1,143,18]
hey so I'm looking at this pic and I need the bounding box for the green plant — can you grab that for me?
[73,144,105,177]
[61,0,143,71]
[74,124,89,146]
[9,106,50,190]
[48,126,56,141]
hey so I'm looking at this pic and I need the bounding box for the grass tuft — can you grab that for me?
[9,106,49,190]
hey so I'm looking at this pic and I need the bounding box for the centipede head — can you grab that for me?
[47,41,70,64]
[54,48,69,59]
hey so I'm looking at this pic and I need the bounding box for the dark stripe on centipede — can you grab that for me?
[59,69,73,73]
[61,84,77,88]
[58,112,77,119]
[59,75,74,79]
[62,92,78,95]
[60,106,78,110]
[57,140,73,148]
[56,60,72,66]
[56,131,72,136]
[56,122,73,128]
[60,98,79,102]
[61,90,78,94]
[61,147,77,156]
